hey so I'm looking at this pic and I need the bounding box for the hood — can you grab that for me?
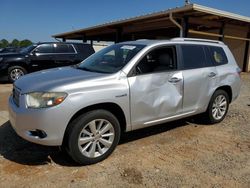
[14,66,107,93]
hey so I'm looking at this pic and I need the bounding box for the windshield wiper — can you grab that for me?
[76,66,99,73]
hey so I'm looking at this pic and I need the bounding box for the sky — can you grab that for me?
[0,0,250,42]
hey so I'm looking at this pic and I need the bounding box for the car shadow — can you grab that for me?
[0,80,10,84]
[0,116,207,167]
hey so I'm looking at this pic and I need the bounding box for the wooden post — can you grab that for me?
[219,22,225,41]
[243,31,250,72]
[182,16,189,38]
[82,34,87,43]
[115,27,122,43]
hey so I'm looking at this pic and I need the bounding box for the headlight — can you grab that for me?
[26,92,67,108]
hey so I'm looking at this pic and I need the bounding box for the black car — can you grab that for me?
[0,42,95,82]
[0,47,21,53]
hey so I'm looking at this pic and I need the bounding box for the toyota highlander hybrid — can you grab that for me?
[9,38,241,165]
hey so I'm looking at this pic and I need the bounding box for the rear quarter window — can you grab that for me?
[54,44,75,53]
[207,46,228,65]
[75,44,95,58]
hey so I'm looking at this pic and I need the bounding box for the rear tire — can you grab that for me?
[8,66,27,82]
[64,110,121,165]
[204,90,229,124]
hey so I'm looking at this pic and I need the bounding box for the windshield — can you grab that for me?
[20,44,36,54]
[77,43,145,73]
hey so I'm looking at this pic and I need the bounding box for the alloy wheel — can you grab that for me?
[10,68,24,81]
[212,94,227,120]
[78,119,115,158]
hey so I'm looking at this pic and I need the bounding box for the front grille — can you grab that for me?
[13,86,21,107]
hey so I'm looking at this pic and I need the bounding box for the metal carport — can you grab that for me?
[53,4,250,72]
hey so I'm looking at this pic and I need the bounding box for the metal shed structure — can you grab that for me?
[53,3,250,72]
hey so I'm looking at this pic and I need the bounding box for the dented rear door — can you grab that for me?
[128,71,183,128]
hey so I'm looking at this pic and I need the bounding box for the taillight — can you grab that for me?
[236,67,242,77]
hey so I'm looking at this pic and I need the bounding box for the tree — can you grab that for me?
[0,39,9,48]
[11,39,20,47]
[19,39,33,47]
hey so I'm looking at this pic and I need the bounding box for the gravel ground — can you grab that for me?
[0,74,249,188]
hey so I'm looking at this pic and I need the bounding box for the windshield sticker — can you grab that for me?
[121,45,136,50]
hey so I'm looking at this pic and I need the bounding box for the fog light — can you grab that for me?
[28,129,47,139]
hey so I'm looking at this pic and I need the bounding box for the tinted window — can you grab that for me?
[68,45,75,53]
[54,44,75,53]
[135,46,176,75]
[181,45,206,69]
[36,44,54,53]
[208,46,228,65]
[75,44,95,57]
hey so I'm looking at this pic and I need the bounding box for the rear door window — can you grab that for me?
[36,44,54,53]
[68,45,75,53]
[181,45,206,69]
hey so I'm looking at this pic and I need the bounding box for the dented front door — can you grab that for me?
[128,71,183,128]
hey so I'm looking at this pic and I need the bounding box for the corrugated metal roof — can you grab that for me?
[193,4,250,23]
[53,3,250,38]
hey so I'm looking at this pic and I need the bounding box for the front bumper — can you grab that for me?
[0,63,8,80]
[8,95,71,146]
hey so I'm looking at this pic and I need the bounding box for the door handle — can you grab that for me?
[168,77,181,83]
[208,72,217,77]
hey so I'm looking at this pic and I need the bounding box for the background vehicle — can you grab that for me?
[0,47,21,54]
[9,38,241,165]
[0,42,95,82]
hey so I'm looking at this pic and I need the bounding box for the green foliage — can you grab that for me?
[0,39,9,48]
[11,39,20,47]
[19,39,33,47]
[0,39,33,48]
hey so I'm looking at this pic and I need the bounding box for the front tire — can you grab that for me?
[205,90,229,124]
[8,66,27,82]
[65,110,121,165]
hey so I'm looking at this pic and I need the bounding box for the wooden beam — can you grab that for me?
[189,17,222,28]
[189,29,250,41]
[189,29,222,37]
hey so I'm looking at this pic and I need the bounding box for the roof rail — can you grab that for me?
[171,37,224,44]
[136,39,150,41]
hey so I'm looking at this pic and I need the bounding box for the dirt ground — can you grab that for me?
[0,74,249,188]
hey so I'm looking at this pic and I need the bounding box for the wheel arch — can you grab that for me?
[215,85,232,103]
[7,62,29,72]
[64,102,127,143]
[204,85,232,113]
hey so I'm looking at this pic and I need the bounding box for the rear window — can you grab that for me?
[207,46,228,65]
[74,44,95,58]
[181,45,206,69]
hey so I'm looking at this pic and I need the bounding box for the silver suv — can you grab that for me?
[9,38,241,164]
